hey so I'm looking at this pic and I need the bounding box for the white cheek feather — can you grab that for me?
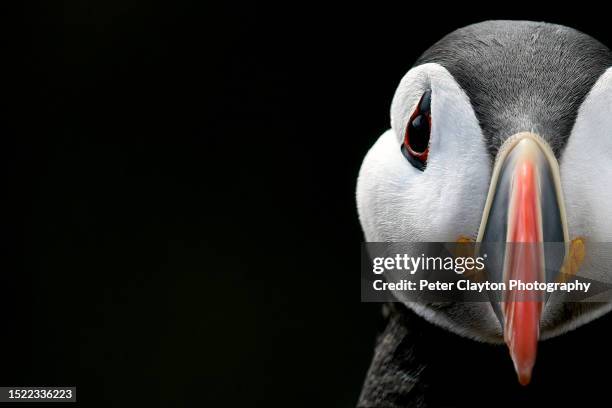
[562,67,612,242]
[357,63,491,243]
[546,67,612,338]
[356,64,501,341]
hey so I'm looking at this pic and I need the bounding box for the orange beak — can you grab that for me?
[477,133,569,385]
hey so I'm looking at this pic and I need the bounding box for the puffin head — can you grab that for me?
[357,20,612,385]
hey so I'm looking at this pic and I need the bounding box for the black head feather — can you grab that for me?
[415,20,612,158]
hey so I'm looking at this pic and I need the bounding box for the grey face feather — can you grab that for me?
[415,20,612,158]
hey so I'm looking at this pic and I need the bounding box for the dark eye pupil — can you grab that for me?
[402,90,432,170]
[409,114,429,152]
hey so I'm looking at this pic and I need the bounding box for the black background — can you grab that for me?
[11,3,612,407]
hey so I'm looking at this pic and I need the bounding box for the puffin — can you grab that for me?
[356,20,612,406]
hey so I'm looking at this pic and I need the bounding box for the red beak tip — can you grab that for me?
[517,369,533,386]
[510,351,535,386]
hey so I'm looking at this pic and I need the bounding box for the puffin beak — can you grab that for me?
[477,132,569,386]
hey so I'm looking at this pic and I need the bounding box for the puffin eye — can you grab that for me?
[401,90,432,171]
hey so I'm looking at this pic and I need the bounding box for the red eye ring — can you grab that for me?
[402,90,432,170]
